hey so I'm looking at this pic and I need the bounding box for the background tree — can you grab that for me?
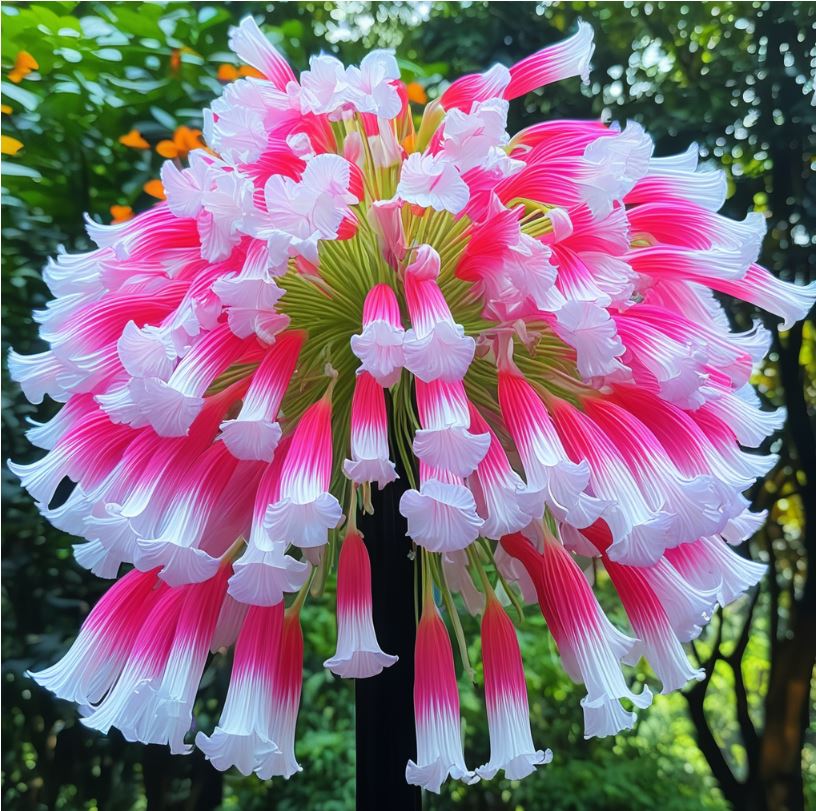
[2,2,813,809]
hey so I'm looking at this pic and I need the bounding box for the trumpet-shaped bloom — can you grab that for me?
[324,530,398,677]
[263,391,343,550]
[406,597,478,793]
[478,597,552,779]
[196,602,284,775]
[342,372,398,487]
[350,283,405,386]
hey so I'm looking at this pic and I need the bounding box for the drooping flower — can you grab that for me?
[478,595,552,780]
[501,530,653,737]
[28,569,163,705]
[406,590,478,793]
[342,371,398,488]
[324,529,398,678]
[255,603,306,778]
[262,382,343,553]
[81,562,233,751]
[14,14,814,793]
[196,602,284,774]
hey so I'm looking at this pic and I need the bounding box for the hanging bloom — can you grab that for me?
[28,569,162,706]
[255,604,305,778]
[80,585,188,739]
[502,531,653,738]
[14,15,813,793]
[228,435,311,607]
[324,529,398,678]
[263,384,343,552]
[496,367,607,529]
[406,593,478,793]
[219,330,303,460]
[400,462,484,552]
[402,245,476,382]
[342,371,398,487]
[478,595,552,780]
[196,602,284,774]
[467,405,542,539]
[412,378,489,476]
[577,521,714,693]
[82,563,232,750]
[350,283,405,386]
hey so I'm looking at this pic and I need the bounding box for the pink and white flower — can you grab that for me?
[219,331,303,460]
[28,569,162,706]
[342,372,398,488]
[324,530,398,678]
[107,564,232,751]
[196,602,284,775]
[396,153,470,214]
[412,378,489,476]
[81,585,188,739]
[502,531,652,738]
[248,153,359,265]
[400,462,483,552]
[263,390,343,550]
[497,369,607,529]
[350,283,405,386]
[406,595,478,793]
[467,405,543,539]
[402,246,476,382]
[478,596,552,780]
[255,605,305,778]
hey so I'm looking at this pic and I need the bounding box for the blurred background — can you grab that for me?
[2,2,814,810]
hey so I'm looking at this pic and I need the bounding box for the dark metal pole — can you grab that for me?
[355,469,422,811]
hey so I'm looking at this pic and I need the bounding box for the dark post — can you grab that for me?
[355,470,422,811]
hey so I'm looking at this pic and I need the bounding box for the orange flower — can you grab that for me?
[217,63,264,82]
[119,129,150,150]
[8,51,38,84]
[217,64,239,82]
[1,104,13,115]
[1,134,23,155]
[143,179,166,200]
[239,65,264,79]
[110,205,134,223]
[170,45,199,75]
[169,48,182,74]
[155,125,205,160]
[406,81,428,105]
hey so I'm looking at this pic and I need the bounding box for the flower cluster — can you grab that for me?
[11,17,814,792]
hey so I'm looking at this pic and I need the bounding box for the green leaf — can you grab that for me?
[92,48,122,61]
[1,82,40,112]
[1,161,43,180]
[149,105,176,130]
[54,47,82,63]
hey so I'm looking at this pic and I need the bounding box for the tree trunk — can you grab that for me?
[355,472,422,811]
